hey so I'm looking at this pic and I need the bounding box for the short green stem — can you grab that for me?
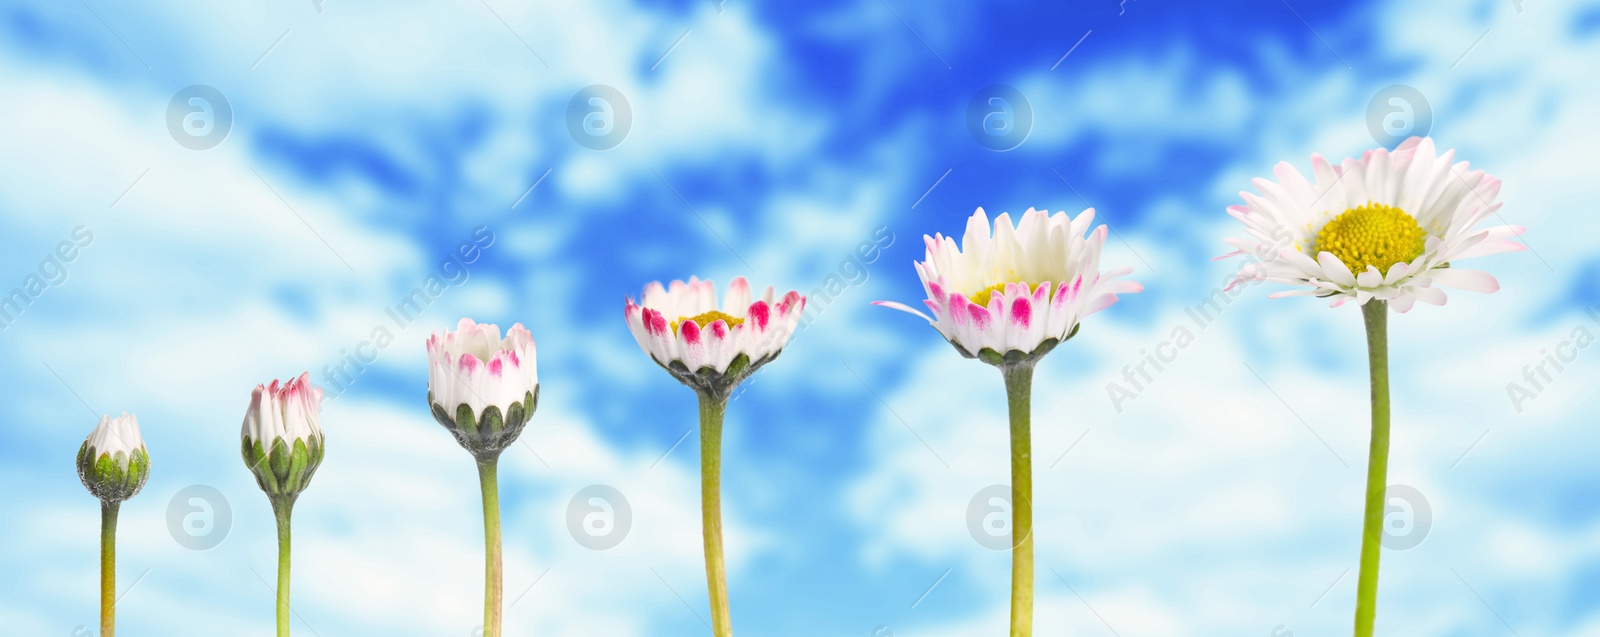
[1002,363,1035,637]
[100,500,119,637]
[698,392,733,637]
[271,497,294,637]
[1353,300,1391,637]
[478,458,503,637]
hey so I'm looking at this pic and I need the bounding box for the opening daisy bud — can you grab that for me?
[875,207,1142,366]
[77,412,149,503]
[1220,137,1522,312]
[426,318,539,461]
[240,373,327,501]
[625,276,806,399]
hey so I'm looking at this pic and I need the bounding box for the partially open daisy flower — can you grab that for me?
[426,318,539,459]
[624,276,805,397]
[875,207,1142,364]
[1219,137,1523,312]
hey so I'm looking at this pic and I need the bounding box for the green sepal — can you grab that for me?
[478,405,504,436]
[456,403,478,437]
[504,397,527,433]
[284,438,309,494]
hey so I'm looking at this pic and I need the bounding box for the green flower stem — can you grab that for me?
[1002,363,1035,637]
[100,500,119,637]
[1353,300,1391,637]
[697,393,733,637]
[478,458,503,637]
[271,497,295,637]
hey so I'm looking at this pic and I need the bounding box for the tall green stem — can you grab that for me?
[272,497,294,637]
[1002,363,1035,637]
[478,458,503,637]
[100,500,119,637]
[1353,300,1391,637]
[697,393,733,637]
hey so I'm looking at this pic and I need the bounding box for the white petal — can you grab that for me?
[872,300,934,323]
[1316,252,1357,286]
[1429,268,1499,294]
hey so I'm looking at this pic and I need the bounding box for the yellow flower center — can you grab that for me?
[1312,203,1427,274]
[669,310,745,333]
[969,281,1048,308]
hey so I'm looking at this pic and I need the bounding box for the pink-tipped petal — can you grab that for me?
[1010,296,1032,328]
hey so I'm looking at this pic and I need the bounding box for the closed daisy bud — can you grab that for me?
[240,373,326,501]
[76,412,149,503]
[426,318,539,461]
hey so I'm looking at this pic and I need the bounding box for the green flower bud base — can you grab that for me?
[242,434,327,500]
[658,351,781,402]
[77,444,151,504]
[428,388,539,462]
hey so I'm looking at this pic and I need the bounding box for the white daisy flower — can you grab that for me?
[624,276,805,395]
[424,318,540,637]
[875,207,1142,363]
[1219,137,1523,312]
[426,318,539,458]
[624,276,806,636]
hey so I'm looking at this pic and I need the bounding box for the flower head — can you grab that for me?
[77,412,149,503]
[426,318,539,459]
[241,373,326,500]
[875,207,1142,365]
[1219,137,1522,312]
[624,276,805,398]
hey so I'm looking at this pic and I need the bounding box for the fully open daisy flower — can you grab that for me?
[1219,137,1522,312]
[875,207,1142,364]
[624,276,805,396]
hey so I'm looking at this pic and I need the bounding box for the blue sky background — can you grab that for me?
[2,0,1599,635]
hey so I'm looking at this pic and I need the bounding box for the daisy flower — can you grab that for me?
[875,207,1142,364]
[425,318,541,637]
[624,276,805,398]
[426,318,540,459]
[876,207,1142,637]
[1222,138,1521,637]
[623,276,805,637]
[1219,136,1522,312]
